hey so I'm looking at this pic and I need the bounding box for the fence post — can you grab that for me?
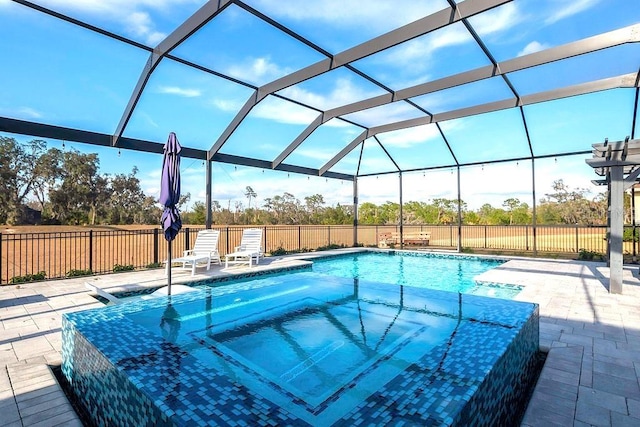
[328,226,331,246]
[633,224,637,262]
[263,226,267,254]
[484,225,488,249]
[153,228,159,264]
[89,230,93,273]
[298,226,301,251]
[525,225,529,251]
[0,231,3,284]
[575,225,579,253]
[226,227,230,254]
[185,227,190,251]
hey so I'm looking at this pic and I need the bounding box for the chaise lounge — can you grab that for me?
[225,228,263,268]
[165,229,221,276]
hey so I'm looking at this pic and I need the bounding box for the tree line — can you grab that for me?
[360,179,611,226]
[1,137,616,226]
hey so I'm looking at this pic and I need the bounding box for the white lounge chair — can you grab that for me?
[166,229,221,276]
[225,228,263,268]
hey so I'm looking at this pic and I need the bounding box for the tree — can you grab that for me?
[432,198,458,224]
[322,204,353,224]
[502,198,520,225]
[477,203,508,225]
[379,201,400,224]
[31,147,64,218]
[304,194,325,223]
[104,168,147,224]
[47,149,103,225]
[186,201,207,224]
[357,202,380,224]
[0,137,47,224]
[264,192,302,224]
[539,179,605,224]
[244,186,257,209]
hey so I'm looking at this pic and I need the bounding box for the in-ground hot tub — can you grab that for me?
[62,271,539,426]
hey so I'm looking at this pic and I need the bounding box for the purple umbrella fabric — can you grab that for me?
[160,132,182,242]
[160,132,182,296]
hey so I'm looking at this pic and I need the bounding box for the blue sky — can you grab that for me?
[1,0,639,211]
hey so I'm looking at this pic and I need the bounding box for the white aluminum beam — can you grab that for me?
[112,0,231,146]
[219,0,513,163]
[610,165,624,294]
[208,92,260,160]
[320,130,368,175]
[370,73,639,135]
[321,73,639,175]
[261,0,512,96]
[276,24,640,167]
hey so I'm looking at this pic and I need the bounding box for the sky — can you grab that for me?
[1,0,639,212]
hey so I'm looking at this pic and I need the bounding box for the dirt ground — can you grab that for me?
[1,224,160,234]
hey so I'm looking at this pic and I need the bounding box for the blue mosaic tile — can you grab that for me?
[63,267,539,427]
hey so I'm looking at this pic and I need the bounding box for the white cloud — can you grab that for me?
[158,86,201,97]
[471,3,521,36]
[377,124,441,148]
[251,98,319,125]
[226,57,290,83]
[16,107,43,119]
[125,11,166,44]
[249,1,442,31]
[211,91,354,127]
[344,102,423,128]
[380,25,471,72]
[545,0,601,25]
[204,167,353,208]
[368,3,519,76]
[31,0,200,45]
[279,78,379,111]
[138,111,159,128]
[211,98,243,112]
[517,41,550,57]
[294,147,338,162]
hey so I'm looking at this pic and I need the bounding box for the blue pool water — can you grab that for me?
[310,252,521,299]
[63,255,539,426]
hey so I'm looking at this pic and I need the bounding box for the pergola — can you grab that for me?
[1,0,639,291]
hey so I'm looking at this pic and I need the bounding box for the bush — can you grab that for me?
[145,262,163,269]
[623,228,639,242]
[316,243,346,251]
[66,269,93,278]
[113,264,135,272]
[269,246,312,256]
[270,246,288,256]
[578,248,604,261]
[9,271,46,284]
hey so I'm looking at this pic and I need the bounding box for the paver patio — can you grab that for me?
[1,250,639,426]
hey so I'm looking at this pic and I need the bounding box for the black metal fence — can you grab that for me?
[1,224,635,284]
[0,225,355,284]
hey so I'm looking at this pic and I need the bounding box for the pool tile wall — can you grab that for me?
[338,305,539,425]
[63,279,539,426]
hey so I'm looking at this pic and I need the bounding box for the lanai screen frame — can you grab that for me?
[1,0,639,252]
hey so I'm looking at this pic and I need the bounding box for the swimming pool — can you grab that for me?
[63,257,539,426]
[310,252,521,298]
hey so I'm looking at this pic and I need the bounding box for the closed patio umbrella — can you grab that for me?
[160,132,182,296]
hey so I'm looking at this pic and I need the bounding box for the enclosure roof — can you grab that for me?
[1,0,639,181]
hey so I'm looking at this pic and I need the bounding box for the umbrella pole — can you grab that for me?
[167,239,172,296]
